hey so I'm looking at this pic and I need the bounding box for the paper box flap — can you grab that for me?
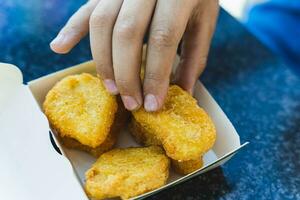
[0,63,88,200]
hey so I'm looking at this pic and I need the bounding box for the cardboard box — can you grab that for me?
[0,61,248,200]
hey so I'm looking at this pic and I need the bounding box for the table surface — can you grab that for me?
[1,1,299,199]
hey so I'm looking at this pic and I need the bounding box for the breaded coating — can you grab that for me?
[132,85,216,161]
[171,158,203,175]
[130,119,203,175]
[59,129,116,157]
[43,73,118,148]
[129,118,161,146]
[85,146,170,200]
[60,96,128,157]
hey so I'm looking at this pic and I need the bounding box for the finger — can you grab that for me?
[90,0,123,95]
[50,0,99,54]
[112,0,157,110]
[144,0,196,111]
[175,0,219,94]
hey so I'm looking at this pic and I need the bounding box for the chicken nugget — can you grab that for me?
[129,118,161,146]
[60,96,128,157]
[59,129,116,157]
[129,119,203,175]
[85,146,170,200]
[132,85,216,161]
[44,73,118,149]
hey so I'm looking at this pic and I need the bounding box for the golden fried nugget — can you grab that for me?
[171,158,204,175]
[59,129,116,157]
[129,119,203,175]
[60,96,128,157]
[43,73,118,148]
[129,118,161,146]
[132,85,216,161]
[85,146,170,200]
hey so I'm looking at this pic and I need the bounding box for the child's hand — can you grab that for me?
[50,0,219,111]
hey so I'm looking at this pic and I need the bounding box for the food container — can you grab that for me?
[0,60,248,200]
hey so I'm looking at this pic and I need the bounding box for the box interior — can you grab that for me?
[28,61,247,199]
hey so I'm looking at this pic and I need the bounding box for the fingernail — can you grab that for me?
[104,79,119,95]
[50,34,65,46]
[122,96,139,111]
[144,94,158,112]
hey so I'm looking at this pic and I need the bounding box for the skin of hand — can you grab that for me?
[50,0,219,112]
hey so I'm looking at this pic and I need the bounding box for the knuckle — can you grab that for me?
[115,77,131,87]
[114,19,140,41]
[89,12,110,29]
[62,20,82,36]
[115,77,137,94]
[60,25,82,38]
[150,26,178,49]
[144,72,166,84]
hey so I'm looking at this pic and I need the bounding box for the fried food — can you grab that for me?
[171,158,203,175]
[60,96,128,157]
[129,118,161,146]
[59,127,116,157]
[85,146,170,200]
[129,118,203,175]
[43,73,118,149]
[132,85,216,161]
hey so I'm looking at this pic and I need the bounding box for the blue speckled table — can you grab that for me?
[1,1,299,199]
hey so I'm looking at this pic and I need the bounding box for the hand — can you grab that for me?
[50,0,219,111]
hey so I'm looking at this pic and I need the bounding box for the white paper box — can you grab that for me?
[0,61,248,200]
